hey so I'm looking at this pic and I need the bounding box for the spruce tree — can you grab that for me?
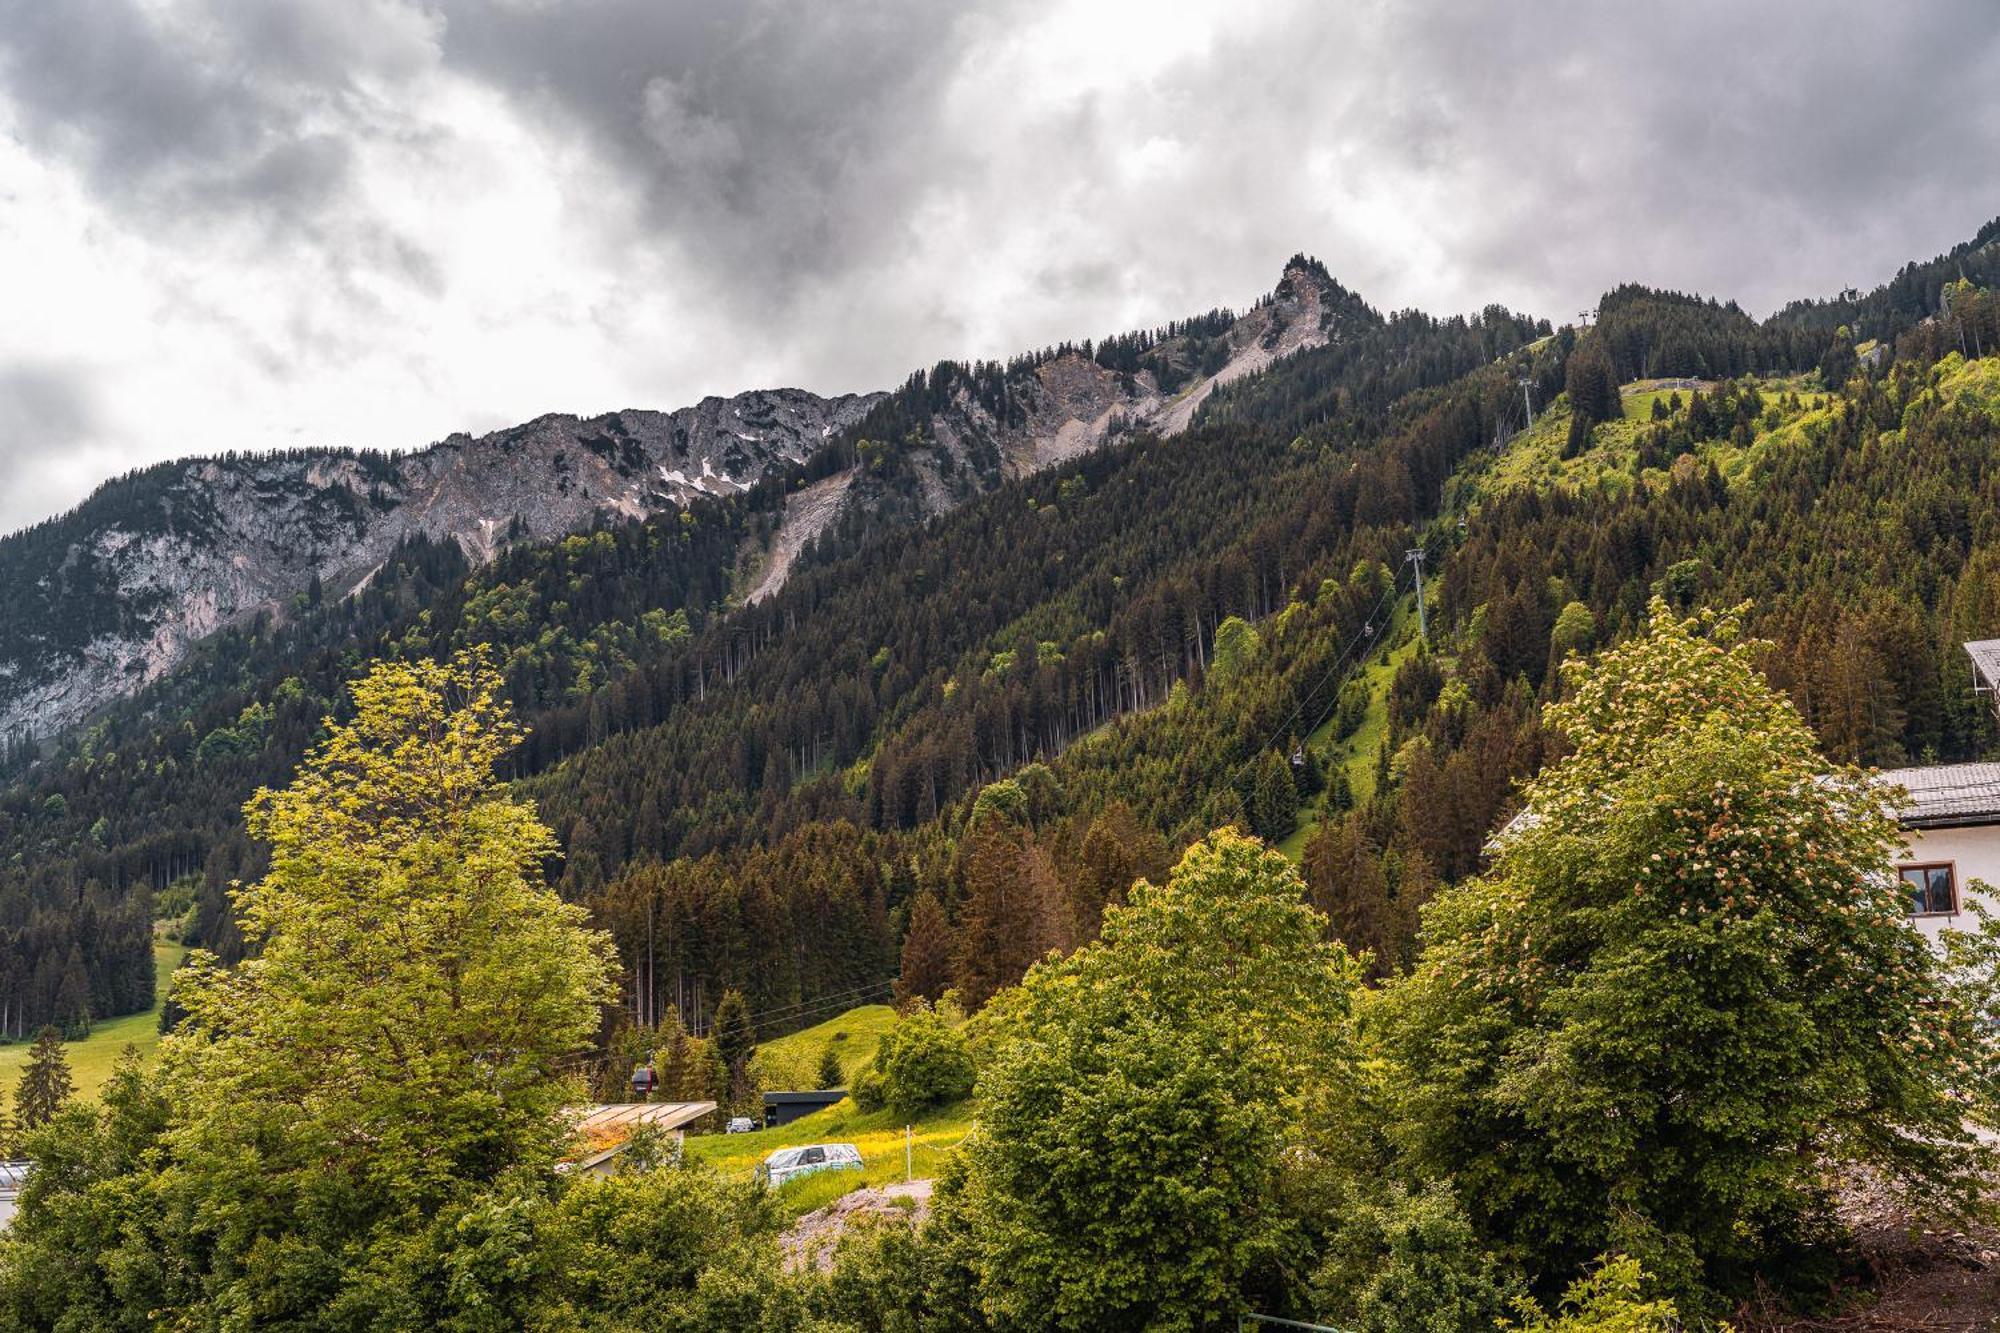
[711,989,757,1077]
[893,891,956,1007]
[816,1045,844,1090]
[653,1006,702,1101]
[16,1027,73,1130]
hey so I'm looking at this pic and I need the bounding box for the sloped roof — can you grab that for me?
[765,1088,847,1105]
[1876,763,2000,828]
[571,1101,716,1140]
[560,1102,717,1174]
[1490,762,2000,850]
[1965,640,2000,694]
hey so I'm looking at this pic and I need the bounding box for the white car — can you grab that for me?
[725,1116,757,1134]
[756,1143,863,1189]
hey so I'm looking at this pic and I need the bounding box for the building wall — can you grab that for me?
[1897,823,2000,941]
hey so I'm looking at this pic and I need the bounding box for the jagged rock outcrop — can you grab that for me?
[742,260,1370,601]
[0,388,880,739]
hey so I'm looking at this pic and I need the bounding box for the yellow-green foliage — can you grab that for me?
[1501,1256,1690,1332]
[750,1003,898,1090]
[1472,376,1830,500]
[1279,601,1423,861]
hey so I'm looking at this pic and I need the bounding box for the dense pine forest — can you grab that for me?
[0,221,1997,1051]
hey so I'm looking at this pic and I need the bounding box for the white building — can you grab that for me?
[1874,640,2000,941]
[1881,762,2000,942]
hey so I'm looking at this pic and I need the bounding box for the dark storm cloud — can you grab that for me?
[0,0,433,225]
[1365,1,2000,314]
[428,0,1006,303]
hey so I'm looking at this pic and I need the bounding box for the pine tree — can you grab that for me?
[817,1045,844,1090]
[653,1006,702,1101]
[1248,749,1299,843]
[711,988,757,1076]
[1304,813,1396,975]
[54,942,95,1038]
[893,891,956,1007]
[16,1027,73,1130]
[953,821,1072,1007]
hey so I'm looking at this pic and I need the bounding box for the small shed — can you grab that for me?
[564,1101,717,1177]
[763,1089,847,1128]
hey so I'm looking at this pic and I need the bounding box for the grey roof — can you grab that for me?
[1966,640,2000,694]
[1490,762,2000,849]
[1876,763,2000,828]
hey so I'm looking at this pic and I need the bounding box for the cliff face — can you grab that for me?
[0,388,882,739]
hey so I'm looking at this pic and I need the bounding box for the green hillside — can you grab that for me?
[750,1003,897,1091]
[0,942,185,1101]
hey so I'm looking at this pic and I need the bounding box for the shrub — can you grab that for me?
[872,1000,975,1121]
[1310,1181,1521,1333]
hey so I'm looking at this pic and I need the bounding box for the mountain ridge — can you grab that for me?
[0,258,1367,741]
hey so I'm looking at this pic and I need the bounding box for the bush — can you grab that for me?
[870,1000,975,1121]
[1500,1256,1682,1333]
[1310,1181,1521,1333]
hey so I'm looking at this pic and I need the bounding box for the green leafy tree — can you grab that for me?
[13,1028,72,1130]
[0,1047,170,1328]
[1210,615,1261,683]
[1309,1181,1521,1333]
[868,1000,974,1120]
[1380,603,1984,1304]
[524,1163,804,1329]
[947,829,1364,1330]
[7,653,620,1325]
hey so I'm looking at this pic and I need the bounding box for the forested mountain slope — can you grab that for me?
[0,225,1997,1046]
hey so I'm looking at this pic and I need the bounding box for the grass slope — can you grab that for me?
[752,1003,898,1091]
[687,1097,974,1216]
[0,941,186,1100]
[1472,375,1834,501]
[1277,599,1419,861]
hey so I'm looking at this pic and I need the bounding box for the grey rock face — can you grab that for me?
[0,388,880,739]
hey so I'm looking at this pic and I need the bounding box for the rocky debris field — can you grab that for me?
[781,1179,934,1274]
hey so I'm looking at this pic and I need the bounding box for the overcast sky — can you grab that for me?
[1,0,1995,535]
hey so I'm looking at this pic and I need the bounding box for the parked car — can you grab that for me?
[757,1143,863,1189]
[725,1116,757,1134]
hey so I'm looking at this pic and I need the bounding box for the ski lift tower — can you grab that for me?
[1517,374,1536,430]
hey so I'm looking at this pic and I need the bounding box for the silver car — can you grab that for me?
[756,1142,863,1188]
